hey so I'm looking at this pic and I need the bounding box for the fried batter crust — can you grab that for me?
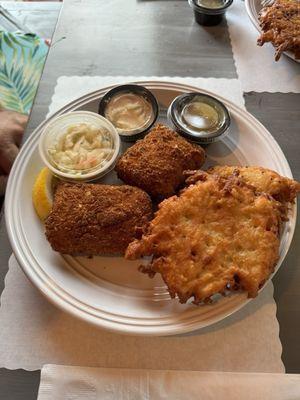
[206,165,300,205]
[126,173,281,303]
[115,124,205,200]
[45,183,152,256]
[257,0,300,61]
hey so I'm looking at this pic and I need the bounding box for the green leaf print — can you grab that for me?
[0,31,48,114]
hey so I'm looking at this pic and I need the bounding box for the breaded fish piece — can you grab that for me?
[126,172,281,303]
[45,183,152,256]
[115,124,205,200]
[206,166,300,204]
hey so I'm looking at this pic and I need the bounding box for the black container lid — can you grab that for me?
[98,84,159,142]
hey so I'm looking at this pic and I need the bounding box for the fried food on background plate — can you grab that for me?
[257,0,300,61]
[115,124,205,200]
[126,172,282,304]
[206,165,300,211]
[45,183,152,256]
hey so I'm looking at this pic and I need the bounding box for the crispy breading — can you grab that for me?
[126,173,281,303]
[45,183,152,256]
[115,124,205,200]
[257,0,300,61]
[206,165,300,204]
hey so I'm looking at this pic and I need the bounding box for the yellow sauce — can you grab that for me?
[48,123,113,173]
[105,93,153,133]
[198,0,225,8]
[182,102,220,132]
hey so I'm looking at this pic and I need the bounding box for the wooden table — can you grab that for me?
[0,1,299,398]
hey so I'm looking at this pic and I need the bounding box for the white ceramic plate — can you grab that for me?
[245,0,299,62]
[5,81,297,336]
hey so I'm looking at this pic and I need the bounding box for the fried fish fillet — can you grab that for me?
[206,166,300,205]
[257,0,300,61]
[45,183,152,256]
[126,172,281,303]
[115,124,205,200]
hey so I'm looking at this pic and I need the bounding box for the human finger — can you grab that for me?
[15,112,28,128]
[0,140,19,174]
[0,174,8,197]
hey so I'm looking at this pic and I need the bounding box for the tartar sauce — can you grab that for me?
[48,123,113,173]
[105,93,153,133]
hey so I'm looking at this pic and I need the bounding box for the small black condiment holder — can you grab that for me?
[98,84,159,142]
[167,92,231,145]
[188,0,233,27]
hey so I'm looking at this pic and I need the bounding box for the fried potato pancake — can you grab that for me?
[257,0,300,61]
[45,183,152,256]
[206,166,300,205]
[115,124,205,200]
[126,173,281,303]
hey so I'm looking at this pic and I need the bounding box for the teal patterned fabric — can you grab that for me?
[0,31,48,114]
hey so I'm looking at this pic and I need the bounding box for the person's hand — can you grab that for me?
[0,109,28,196]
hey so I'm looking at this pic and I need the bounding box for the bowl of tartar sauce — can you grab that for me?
[98,84,159,142]
[39,111,120,181]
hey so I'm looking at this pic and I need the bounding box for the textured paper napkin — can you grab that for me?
[0,76,283,372]
[227,1,300,93]
[38,365,300,400]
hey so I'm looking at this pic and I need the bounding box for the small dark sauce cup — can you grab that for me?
[188,0,233,26]
[167,92,231,145]
[98,84,159,142]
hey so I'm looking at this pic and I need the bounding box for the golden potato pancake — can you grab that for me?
[207,166,300,205]
[257,0,300,61]
[126,173,281,303]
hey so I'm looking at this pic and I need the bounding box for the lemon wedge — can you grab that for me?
[32,167,54,221]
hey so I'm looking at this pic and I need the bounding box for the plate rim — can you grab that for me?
[5,80,297,335]
[245,0,261,33]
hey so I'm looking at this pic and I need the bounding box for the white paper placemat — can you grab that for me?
[227,1,300,93]
[38,365,300,400]
[0,76,283,372]
[0,255,284,372]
